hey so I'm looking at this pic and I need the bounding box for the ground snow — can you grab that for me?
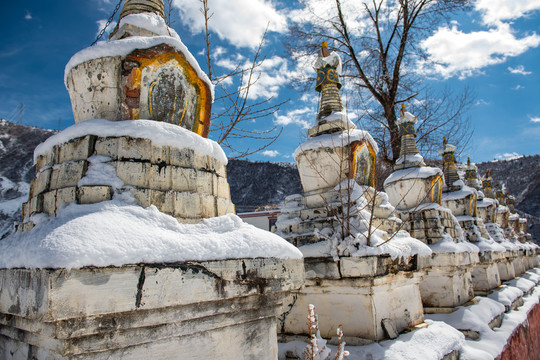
[34,119,227,164]
[426,297,505,333]
[279,320,465,360]
[0,199,302,270]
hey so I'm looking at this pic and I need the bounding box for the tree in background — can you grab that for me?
[194,0,287,159]
[286,0,473,165]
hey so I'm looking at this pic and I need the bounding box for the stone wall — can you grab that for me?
[498,302,540,360]
[22,135,234,228]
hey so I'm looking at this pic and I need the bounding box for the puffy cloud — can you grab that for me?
[95,19,117,38]
[508,65,532,75]
[420,23,540,78]
[475,0,540,25]
[512,85,524,90]
[274,107,314,129]
[173,0,287,48]
[238,56,291,100]
[262,150,280,157]
[24,11,32,20]
[530,116,540,123]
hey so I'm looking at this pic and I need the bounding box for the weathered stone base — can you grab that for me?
[512,250,528,276]
[279,255,425,341]
[398,207,460,245]
[498,256,517,282]
[22,134,234,228]
[0,258,303,359]
[471,251,503,294]
[418,252,478,308]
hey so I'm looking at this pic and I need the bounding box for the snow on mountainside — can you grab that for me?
[0,120,538,242]
[0,120,56,238]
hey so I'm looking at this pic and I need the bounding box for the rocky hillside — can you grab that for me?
[0,120,538,241]
[0,120,56,237]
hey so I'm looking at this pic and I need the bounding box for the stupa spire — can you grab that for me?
[308,41,355,137]
[119,0,165,21]
[439,137,460,191]
[482,169,494,198]
[464,157,480,190]
[394,104,425,170]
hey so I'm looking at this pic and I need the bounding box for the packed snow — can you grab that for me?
[318,111,356,129]
[115,13,181,40]
[78,155,124,188]
[442,186,476,201]
[65,35,213,100]
[426,297,505,334]
[383,166,442,187]
[293,181,431,262]
[280,272,540,360]
[476,197,497,208]
[0,198,302,270]
[279,320,465,360]
[396,110,418,125]
[34,119,227,164]
[313,51,342,74]
[395,153,424,166]
[430,233,480,253]
[293,129,379,159]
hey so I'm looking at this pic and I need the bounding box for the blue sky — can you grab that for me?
[1,0,539,163]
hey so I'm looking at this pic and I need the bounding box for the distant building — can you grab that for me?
[238,210,280,232]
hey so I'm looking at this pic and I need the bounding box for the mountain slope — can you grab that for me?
[0,120,56,237]
[0,120,537,241]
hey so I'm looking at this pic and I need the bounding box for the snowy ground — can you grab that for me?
[279,266,540,360]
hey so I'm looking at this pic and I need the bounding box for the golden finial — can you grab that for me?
[321,41,330,57]
[443,136,447,147]
[467,157,471,167]
[400,103,406,117]
[485,169,491,177]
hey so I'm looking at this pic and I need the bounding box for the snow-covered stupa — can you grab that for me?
[275,43,430,341]
[384,107,478,309]
[0,1,304,358]
[439,140,504,295]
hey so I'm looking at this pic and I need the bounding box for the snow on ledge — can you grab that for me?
[0,200,302,270]
[64,35,214,101]
[293,129,379,159]
[33,119,227,164]
[116,13,181,40]
[383,166,442,187]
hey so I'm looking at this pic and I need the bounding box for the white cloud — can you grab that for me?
[262,150,280,157]
[173,0,287,48]
[530,116,540,123]
[513,85,524,90]
[494,152,523,161]
[274,107,314,129]
[24,11,32,20]
[95,19,117,38]
[508,65,532,75]
[475,0,540,25]
[240,56,290,100]
[420,23,540,78]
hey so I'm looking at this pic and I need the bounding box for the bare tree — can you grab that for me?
[285,0,473,165]
[198,0,287,159]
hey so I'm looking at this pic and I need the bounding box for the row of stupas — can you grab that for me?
[275,42,538,347]
[0,1,538,358]
[0,1,304,359]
